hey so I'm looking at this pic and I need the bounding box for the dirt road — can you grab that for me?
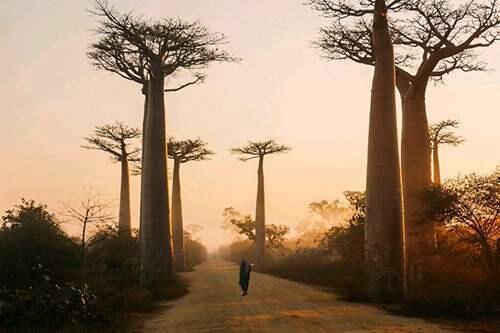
[134,259,458,332]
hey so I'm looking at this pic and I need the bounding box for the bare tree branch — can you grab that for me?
[165,74,206,92]
[309,0,500,84]
[88,0,240,87]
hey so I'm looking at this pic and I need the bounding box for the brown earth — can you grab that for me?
[133,259,466,333]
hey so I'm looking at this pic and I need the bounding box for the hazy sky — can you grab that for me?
[1,0,499,251]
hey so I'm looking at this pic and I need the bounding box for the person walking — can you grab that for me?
[239,259,252,296]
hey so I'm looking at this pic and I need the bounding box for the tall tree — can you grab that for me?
[366,0,404,300]
[168,138,214,272]
[82,122,140,235]
[429,119,464,185]
[231,140,291,267]
[309,0,500,289]
[88,0,236,283]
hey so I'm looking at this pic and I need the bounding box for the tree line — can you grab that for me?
[1,3,498,330]
[86,0,499,302]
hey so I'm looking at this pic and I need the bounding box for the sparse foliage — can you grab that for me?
[231,140,291,161]
[320,191,366,261]
[424,170,500,284]
[88,0,238,90]
[223,207,290,251]
[309,0,500,85]
[309,199,351,226]
[168,137,214,163]
[184,224,204,240]
[429,119,464,149]
[83,122,141,162]
[62,188,115,281]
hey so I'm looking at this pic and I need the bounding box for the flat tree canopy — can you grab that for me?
[308,0,500,88]
[168,138,214,163]
[88,0,238,90]
[231,140,291,161]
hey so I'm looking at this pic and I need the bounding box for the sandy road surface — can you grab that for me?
[134,259,459,333]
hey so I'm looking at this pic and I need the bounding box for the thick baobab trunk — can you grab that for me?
[255,156,266,267]
[432,141,441,185]
[118,157,132,235]
[139,68,173,284]
[431,140,440,250]
[139,81,148,243]
[401,86,434,289]
[365,0,405,301]
[171,159,185,272]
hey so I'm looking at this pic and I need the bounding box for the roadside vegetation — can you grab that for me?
[220,167,500,318]
[0,199,206,332]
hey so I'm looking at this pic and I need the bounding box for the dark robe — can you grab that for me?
[239,260,251,292]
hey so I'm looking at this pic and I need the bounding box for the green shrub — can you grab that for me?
[84,225,157,313]
[86,225,140,289]
[0,199,81,289]
[0,266,111,328]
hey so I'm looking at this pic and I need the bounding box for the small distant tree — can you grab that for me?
[223,207,290,253]
[231,140,291,266]
[221,207,243,234]
[429,120,465,185]
[308,199,351,227]
[425,171,500,286]
[183,225,207,269]
[295,199,352,248]
[185,224,203,240]
[320,191,366,262]
[62,189,114,282]
[168,138,213,271]
[83,122,140,235]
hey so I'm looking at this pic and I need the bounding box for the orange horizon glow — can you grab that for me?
[1,0,499,251]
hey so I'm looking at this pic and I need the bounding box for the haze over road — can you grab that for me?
[134,259,455,333]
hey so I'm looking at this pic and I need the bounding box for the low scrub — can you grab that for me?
[405,254,497,318]
[0,200,195,331]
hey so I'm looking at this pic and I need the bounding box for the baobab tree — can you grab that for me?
[309,0,500,289]
[168,138,214,272]
[231,140,291,267]
[366,0,406,300]
[429,120,464,185]
[88,0,236,283]
[82,122,140,236]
